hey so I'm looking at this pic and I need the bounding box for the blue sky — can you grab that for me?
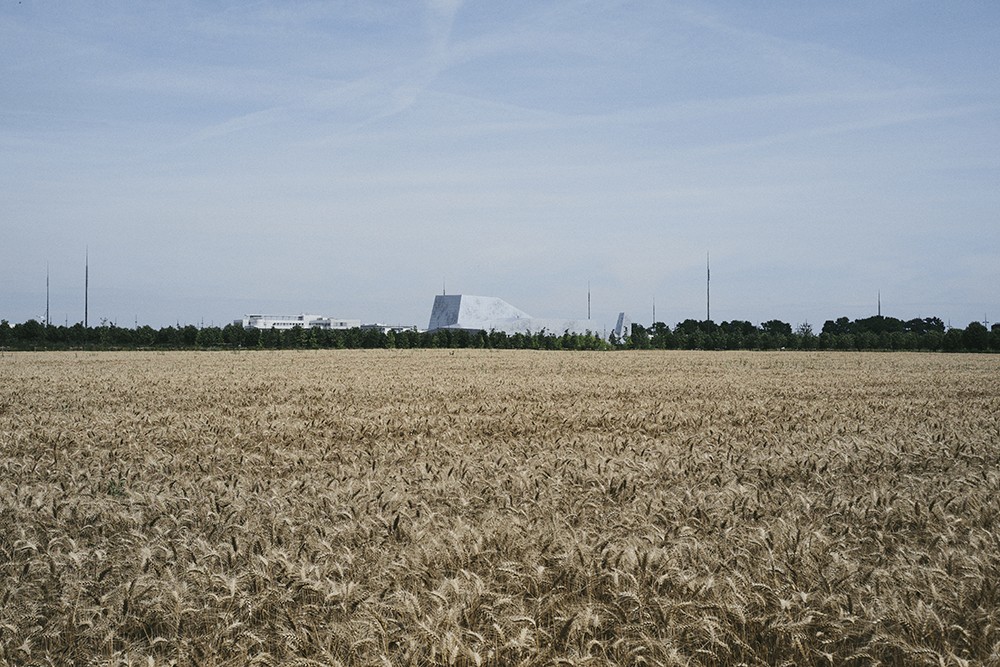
[2,1,998,331]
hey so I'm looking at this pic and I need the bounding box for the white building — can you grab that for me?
[237,314,361,330]
[427,294,600,336]
[361,323,419,335]
[614,312,632,340]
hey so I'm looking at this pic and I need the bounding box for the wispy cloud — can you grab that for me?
[349,0,464,123]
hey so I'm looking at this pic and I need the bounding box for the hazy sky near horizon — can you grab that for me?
[3,1,998,331]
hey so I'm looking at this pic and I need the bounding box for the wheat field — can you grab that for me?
[1,350,998,666]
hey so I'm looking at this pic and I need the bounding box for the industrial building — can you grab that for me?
[427,294,602,336]
[361,323,419,335]
[236,314,361,330]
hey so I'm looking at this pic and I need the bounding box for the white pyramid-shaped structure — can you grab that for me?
[427,294,598,335]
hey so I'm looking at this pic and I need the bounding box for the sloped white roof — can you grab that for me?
[427,294,598,335]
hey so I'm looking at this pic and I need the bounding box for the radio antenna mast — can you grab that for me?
[706,252,711,321]
[84,247,89,328]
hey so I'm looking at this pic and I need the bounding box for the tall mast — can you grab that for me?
[46,262,50,327]
[877,290,881,317]
[706,252,711,321]
[84,248,89,328]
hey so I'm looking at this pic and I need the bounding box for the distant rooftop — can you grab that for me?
[237,314,360,330]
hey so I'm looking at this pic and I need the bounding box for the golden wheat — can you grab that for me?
[1,349,998,665]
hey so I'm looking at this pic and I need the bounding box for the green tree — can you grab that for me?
[339,327,360,348]
[857,331,878,350]
[156,326,180,347]
[942,328,963,352]
[761,320,792,337]
[905,317,945,335]
[720,320,755,350]
[222,323,246,348]
[261,327,282,349]
[758,332,778,350]
[684,330,705,350]
[242,327,261,348]
[628,323,651,349]
[962,322,990,351]
[855,316,904,335]
[180,325,199,347]
[894,332,917,351]
[759,320,791,348]
[395,329,411,349]
[70,323,90,346]
[361,327,389,349]
[135,325,156,347]
[796,322,817,349]
[488,330,509,349]
[922,330,943,351]
[836,334,855,351]
[96,320,113,347]
[648,322,673,349]
[823,317,852,335]
[722,320,757,337]
[14,319,45,344]
[196,326,224,348]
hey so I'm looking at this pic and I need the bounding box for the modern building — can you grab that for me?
[614,312,632,340]
[361,323,419,335]
[237,314,361,330]
[427,294,600,336]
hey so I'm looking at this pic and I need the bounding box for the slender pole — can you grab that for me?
[46,262,50,328]
[706,252,711,322]
[84,248,89,328]
[877,290,881,317]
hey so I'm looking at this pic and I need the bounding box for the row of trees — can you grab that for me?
[1,316,997,352]
[625,316,998,352]
[0,320,610,351]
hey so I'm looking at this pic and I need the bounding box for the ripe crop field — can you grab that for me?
[1,350,999,666]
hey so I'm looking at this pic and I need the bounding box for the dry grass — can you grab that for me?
[1,349,999,666]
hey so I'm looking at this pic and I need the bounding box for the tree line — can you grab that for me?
[626,316,997,352]
[1,315,997,352]
[0,320,610,351]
